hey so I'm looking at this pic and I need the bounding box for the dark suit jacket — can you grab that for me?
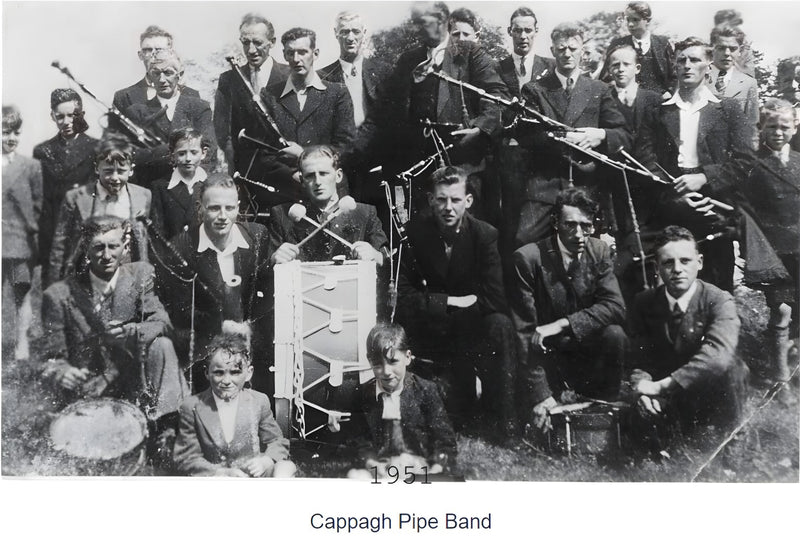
[32,133,99,266]
[511,236,626,403]
[2,155,43,259]
[267,201,388,262]
[396,212,508,343]
[354,373,456,467]
[38,262,171,387]
[149,176,197,241]
[214,62,291,155]
[113,77,199,114]
[260,80,356,151]
[497,54,554,99]
[600,34,676,95]
[173,388,290,476]
[47,182,151,287]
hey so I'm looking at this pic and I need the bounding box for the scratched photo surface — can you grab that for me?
[2,1,798,483]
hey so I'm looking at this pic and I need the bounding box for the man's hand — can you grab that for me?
[679,192,716,217]
[566,127,605,149]
[673,173,707,193]
[531,318,569,351]
[352,241,383,264]
[532,396,558,432]
[59,366,91,391]
[451,126,482,148]
[105,320,134,343]
[279,141,304,160]
[634,376,675,397]
[636,395,662,417]
[447,294,478,308]
[240,455,275,478]
[271,242,299,265]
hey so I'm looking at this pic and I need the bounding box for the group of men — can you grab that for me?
[3,1,799,474]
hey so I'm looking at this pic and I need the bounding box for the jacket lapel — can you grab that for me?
[278,90,302,121]
[298,86,325,124]
[109,265,138,322]
[195,391,229,449]
[564,75,592,127]
[697,102,724,158]
[661,104,681,150]
[167,184,193,214]
[230,390,260,454]
[362,59,380,101]
[537,72,568,120]
[436,47,459,119]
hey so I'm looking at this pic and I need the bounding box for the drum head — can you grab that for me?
[49,398,147,461]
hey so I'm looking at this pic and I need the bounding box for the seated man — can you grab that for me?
[173,332,295,477]
[395,166,518,439]
[628,226,748,441]
[512,188,627,433]
[343,323,457,479]
[38,216,187,450]
[269,145,387,265]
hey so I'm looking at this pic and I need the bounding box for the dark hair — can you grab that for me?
[168,127,206,153]
[449,7,480,33]
[205,332,251,370]
[759,98,798,127]
[714,9,743,27]
[710,25,745,46]
[413,2,450,23]
[94,134,134,166]
[429,165,469,191]
[553,187,599,223]
[282,27,316,49]
[140,25,173,47]
[606,43,639,64]
[2,105,22,132]
[75,215,131,274]
[50,88,83,111]
[509,7,538,29]
[193,172,238,217]
[625,2,652,21]
[652,225,699,255]
[299,145,341,171]
[674,37,712,60]
[240,13,275,41]
[551,22,584,43]
[366,323,411,366]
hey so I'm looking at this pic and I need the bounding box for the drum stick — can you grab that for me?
[288,204,355,250]
[653,162,735,212]
[295,197,356,249]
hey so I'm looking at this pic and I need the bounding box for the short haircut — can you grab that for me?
[299,145,341,171]
[413,2,450,23]
[80,215,131,246]
[607,43,639,64]
[239,13,275,41]
[509,7,538,29]
[168,127,206,153]
[193,172,238,212]
[553,187,599,223]
[429,165,469,192]
[366,322,411,366]
[2,105,22,131]
[94,134,134,167]
[140,25,173,47]
[148,50,183,71]
[551,22,584,43]
[335,10,364,29]
[653,225,699,255]
[50,88,83,111]
[710,25,745,46]
[282,27,316,49]
[714,9,743,27]
[205,332,251,370]
[759,98,798,126]
[674,37,712,60]
[449,7,480,33]
[625,2,652,20]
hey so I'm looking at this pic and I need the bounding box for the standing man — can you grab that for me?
[512,188,627,433]
[497,7,553,97]
[214,14,290,184]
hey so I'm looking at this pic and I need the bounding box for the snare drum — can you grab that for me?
[49,398,148,475]
[546,402,626,456]
[273,260,376,440]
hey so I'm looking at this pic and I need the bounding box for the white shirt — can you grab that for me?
[197,224,250,286]
[158,91,180,121]
[2,152,15,167]
[772,143,791,165]
[427,37,449,68]
[167,166,207,194]
[632,33,652,55]
[95,182,131,219]
[281,73,327,111]
[339,57,365,127]
[662,86,720,169]
[250,57,274,92]
[212,391,240,444]
[375,380,404,420]
[615,82,639,106]
[512,52,534,89]
[145,75,157,101]
[89,268,120,311]
[556,235,581,271]
[665,280,699,314]
[555,68,581,91]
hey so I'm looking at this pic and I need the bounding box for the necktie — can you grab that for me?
[715,70,727,93]
[519,56,527,77]
[106,194,119,203]
[250,66,261,91]
[565,77,574,97]
[351,65,357,78]
[634,40,643,57]
[668,302,683,342]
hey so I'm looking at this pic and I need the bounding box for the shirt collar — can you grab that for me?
[633,32,651,48]
[663,85,720,111]
[95,182,128,202]
[212,390,241,406]
[197,223,249,255]
[339,56,363,74]
[428,36,449,59]
[281,72,327,98]
[665,280,699,313]
[555,68,581,89]
[771,143,791,163]
[167,166,207,191]
[89,268,120,297]
[2,152,15,165]
[615,81,639,97]
[556,234,581,264]
[375,378,404,400]
[250,57,273,73]
[158,91,181,107]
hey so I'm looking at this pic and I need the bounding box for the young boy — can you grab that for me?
[172,332,296,477]
[736,98,800,384]
[150,128,208,240]
[46,134,151,287]
[345,323,457,478]
[2,105,43,362]
[33,89,98,283]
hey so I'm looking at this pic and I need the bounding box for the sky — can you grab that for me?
[2,0,799,154]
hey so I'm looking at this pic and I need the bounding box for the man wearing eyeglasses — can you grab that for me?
[112,25,200,115]
[214,13,290,185]
[511,188,627,433]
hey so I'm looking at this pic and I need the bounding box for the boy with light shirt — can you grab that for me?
[708,25,759,138]
[173,332,295,477]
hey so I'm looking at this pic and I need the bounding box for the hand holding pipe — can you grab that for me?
[295,196,357,249]
[288,203,355,250]
[225,56,288,148]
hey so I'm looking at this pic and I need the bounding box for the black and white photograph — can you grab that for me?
[1,0,799,542]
